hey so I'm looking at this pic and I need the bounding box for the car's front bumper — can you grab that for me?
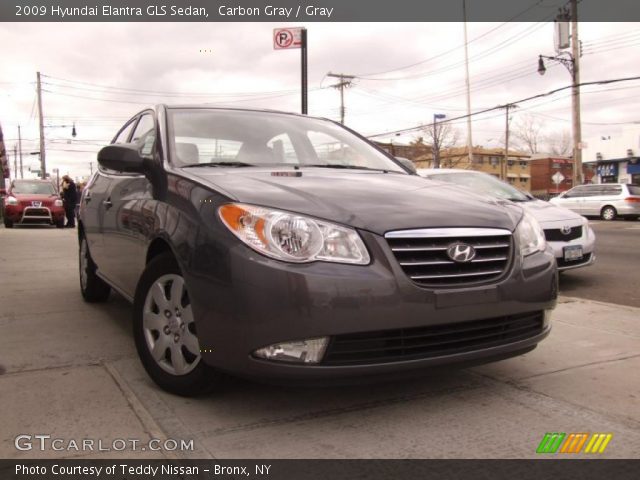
[4,205,65,224]
[185,229,557,382]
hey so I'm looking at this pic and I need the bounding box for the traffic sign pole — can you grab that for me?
[301,28,307,114]
[273,27,307,115]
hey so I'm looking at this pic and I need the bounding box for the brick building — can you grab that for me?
[529,155,596,198]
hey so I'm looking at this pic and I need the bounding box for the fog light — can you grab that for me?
[253,337,329,364]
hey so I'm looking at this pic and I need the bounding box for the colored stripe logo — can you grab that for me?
[536,433,613,454]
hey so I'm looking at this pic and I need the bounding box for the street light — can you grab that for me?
[537,48,583,187]
[433,113,446,169]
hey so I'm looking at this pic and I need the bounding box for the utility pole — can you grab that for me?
[570,0,583,186]
[17,124,24,179]
[327,72,355,125]
[502,103,517,181]
[462,0,474,165]
[13,145,18,179]
[36,71,46,179]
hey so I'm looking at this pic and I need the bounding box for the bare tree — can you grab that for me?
[545,129,572,156]
[422,122,459,168]
[511,114,544,154]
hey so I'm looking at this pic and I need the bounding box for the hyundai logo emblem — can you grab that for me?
[446,243,477,263]
[560,225,572,235]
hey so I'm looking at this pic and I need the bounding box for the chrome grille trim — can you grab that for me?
[386,227,512,238]
[385,227,513,287]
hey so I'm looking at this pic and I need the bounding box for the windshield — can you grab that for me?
[427,172,530,202]
[11,181,56,195]
[167,109,406,173]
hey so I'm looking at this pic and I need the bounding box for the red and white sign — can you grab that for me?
[273,28,303,50]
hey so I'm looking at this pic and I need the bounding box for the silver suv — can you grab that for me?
[549,183,640,220]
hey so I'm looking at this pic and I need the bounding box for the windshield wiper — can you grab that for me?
[182,161,254,168]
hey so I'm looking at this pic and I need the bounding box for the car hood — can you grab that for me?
[520,199,585,225]
[13,194,58,203]
[184,168,523,235]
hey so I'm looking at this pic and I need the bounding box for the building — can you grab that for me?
[416,146,533,192]
[374,140,432,162]
[529,155,596,199]
[582,125,640,184]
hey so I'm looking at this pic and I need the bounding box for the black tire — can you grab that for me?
[55,219,65,228]
[79,235,111,302]
[600,205,617,221]
[3,218,13,228]
[133,252,216,397]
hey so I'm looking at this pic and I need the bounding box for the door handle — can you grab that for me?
[103,199,113,209]
[84,192,92,203]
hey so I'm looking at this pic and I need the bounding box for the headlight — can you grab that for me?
[219,203,370,265]
[54,199,63,207]
[516,211,546,257]
[5,196,18,205]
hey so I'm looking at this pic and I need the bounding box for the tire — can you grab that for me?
[600,206,617,221]
[133,252,216,396]
[79,235,111,302]
[55,219,65,228]
[3,218,13,228]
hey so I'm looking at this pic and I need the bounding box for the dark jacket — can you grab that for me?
[62,181,78,205]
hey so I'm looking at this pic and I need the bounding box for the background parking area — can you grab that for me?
[1,222,639,459]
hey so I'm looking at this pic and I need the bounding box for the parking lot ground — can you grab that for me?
[1,226,639,459]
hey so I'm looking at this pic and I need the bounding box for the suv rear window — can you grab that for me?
[628,185,640,195]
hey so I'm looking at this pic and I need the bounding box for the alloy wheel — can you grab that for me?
[142,274,201,376]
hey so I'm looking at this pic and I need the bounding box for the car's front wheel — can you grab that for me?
[133,253,216,396]
[79,235,111,302]
[3,218,13,228]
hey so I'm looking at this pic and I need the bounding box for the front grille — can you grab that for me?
[557,252,592,269]
[323,311,544,365]
[544,226,582,242]
[385,228,512,287]
[24,208,49,217]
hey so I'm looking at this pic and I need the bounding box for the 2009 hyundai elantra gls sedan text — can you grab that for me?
[78,106,557,396]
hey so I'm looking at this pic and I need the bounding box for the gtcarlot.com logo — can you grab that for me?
[536,432,613,454]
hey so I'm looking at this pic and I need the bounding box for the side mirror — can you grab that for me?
[395,156,417,174]
[97,144,146,173]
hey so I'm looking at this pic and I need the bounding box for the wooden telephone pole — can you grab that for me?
[327,72,355,125]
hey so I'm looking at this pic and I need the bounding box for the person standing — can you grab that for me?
[61,175,78,228]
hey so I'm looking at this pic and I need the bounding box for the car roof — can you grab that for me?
[160,104,321,120]
[12,179,52,183]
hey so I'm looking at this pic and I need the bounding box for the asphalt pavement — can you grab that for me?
[1,223,639,459]
[560,219,640,307]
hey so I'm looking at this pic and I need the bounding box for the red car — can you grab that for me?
[3,179,65,228]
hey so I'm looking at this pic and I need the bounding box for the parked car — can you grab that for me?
[2,179,65,228]
[549,183,640,220]
[78,106,557,396]
[418,169,596,272]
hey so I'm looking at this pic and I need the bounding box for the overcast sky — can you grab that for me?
[1,17,639,179]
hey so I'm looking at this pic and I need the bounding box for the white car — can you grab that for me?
[418,169,595,272]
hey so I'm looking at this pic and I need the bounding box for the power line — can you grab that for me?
[366,75,640,138]
[355,0,553,79]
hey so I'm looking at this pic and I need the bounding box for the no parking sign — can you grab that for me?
[273,28,303,49]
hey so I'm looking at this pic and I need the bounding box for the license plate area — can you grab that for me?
[563,245,583,262]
